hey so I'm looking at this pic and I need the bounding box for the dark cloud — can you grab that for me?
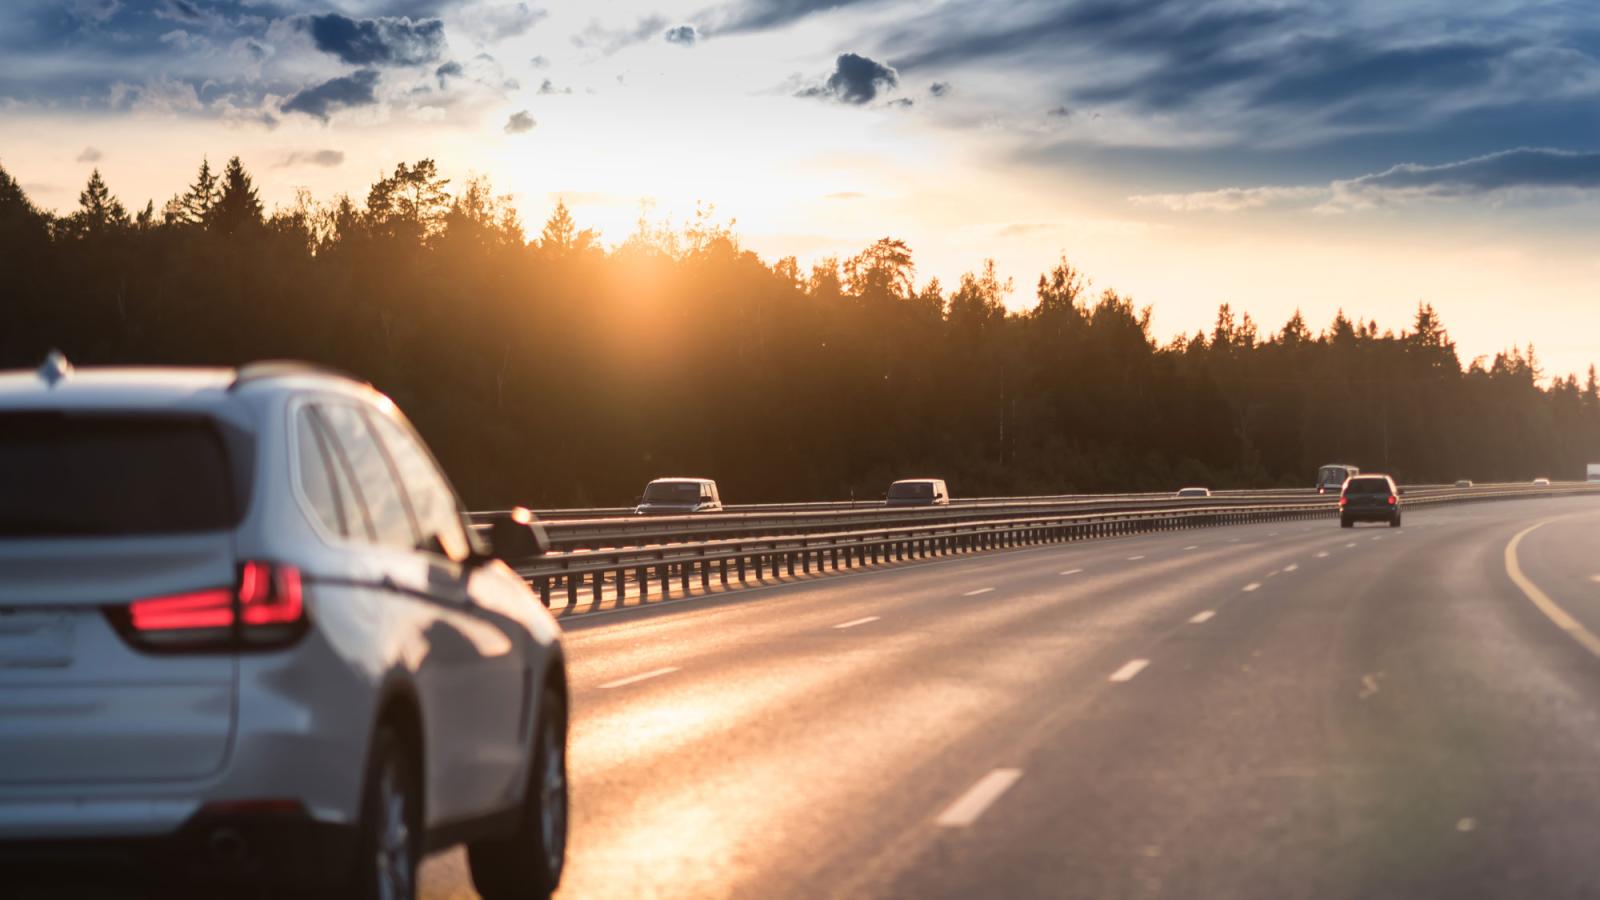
[281,69,380,120]
[1337,147,1600,201]
[305,14,445,67]
[76,147,102,163]
[928,81,949,97]
[710,0,887,35]
[436,60,463,88]
[887,97,913,108]
[665,24,696,46]
[155,0,212,26]
[529,54,550,68]
[278,149,345,168]
[1047,105,1071,118]
[797,52,898,105]
[537,78,571,95]
[504,109,535,133]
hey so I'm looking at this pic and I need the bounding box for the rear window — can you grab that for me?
[889,482,936,499]
[0,413,242,537]
[644,482,702,502]
[1346,477,1391,494]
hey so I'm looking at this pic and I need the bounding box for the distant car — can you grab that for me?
[0,357,568,898]
[1533,477,1552,486]
[1454,479,1474,488]
[1175,486,1211,498]
[1340,473,1403,528]
[1316,463,1360,495]
[635,477,722,515]
[886,478,950,507]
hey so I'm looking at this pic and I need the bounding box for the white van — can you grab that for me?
[886,478,950,507]
[634,478,723,515]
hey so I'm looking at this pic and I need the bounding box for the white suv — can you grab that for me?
[0,357,567,899]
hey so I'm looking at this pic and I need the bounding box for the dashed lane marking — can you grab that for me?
[1109,659,1150,682]
[936,769,1024,827]
[1059,568,1083,576]
[1283,563,1299,572]
[963,587,995,596]
[600,667,679,689]
[833,616,880,629]
[1189,610,1215,624]
[1242,582,1261,592]
[1127,555,1146,561]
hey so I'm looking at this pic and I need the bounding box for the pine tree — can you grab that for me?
[210,156,263,234]
[180,158,221,225]
[66,168,130,237]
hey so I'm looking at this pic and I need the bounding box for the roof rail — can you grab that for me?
[228,360,365,392]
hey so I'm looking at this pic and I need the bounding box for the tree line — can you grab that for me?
[2,157,1597,508]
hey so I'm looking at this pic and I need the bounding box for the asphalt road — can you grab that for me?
[422,494,1600,900]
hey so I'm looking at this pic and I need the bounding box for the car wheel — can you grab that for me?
[469,683,568,900]
[1390,513,1402,528]
[1340,516,1353,528]
[351,726,420,900]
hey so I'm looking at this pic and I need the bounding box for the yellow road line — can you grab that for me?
[1505,521,1600,658]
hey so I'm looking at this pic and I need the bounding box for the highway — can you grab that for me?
[422,494,1600,899]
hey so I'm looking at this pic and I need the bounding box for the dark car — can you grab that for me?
[1340,474,1403,528]
[634,478,722,515]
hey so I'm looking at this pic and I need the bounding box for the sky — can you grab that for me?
[3,0,1599,378]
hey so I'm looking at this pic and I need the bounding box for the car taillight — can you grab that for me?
[111,561,306,653]
[1338,496,1348,506]
[1387,495,1397,505]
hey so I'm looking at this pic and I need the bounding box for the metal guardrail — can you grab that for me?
[509,483,1596,617]
[477,482,1578,554]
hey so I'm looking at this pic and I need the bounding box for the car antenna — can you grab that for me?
[38,349,73,387]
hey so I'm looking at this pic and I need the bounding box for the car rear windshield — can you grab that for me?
[889,482,935,499]
[644,482,701,502]
[0,413,243,537]
[1345,478,1391,495]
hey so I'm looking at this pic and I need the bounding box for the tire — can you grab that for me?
[469,683,568,900]
[350,725,420,900]
[1340,516,1353,529]
[1390,513,1402,528]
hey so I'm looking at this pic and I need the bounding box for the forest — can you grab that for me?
[2,156,1597,508]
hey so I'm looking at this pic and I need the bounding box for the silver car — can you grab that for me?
[0,357,567,899]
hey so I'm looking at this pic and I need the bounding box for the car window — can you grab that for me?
[1347,478,1391,494]
[317,401,418,550]
[366,410,471,561]
[295,407,346,536]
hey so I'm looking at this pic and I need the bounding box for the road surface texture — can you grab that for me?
[421,495,1600,899]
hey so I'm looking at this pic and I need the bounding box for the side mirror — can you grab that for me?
[488,507,550,561]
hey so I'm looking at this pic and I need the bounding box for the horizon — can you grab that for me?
[4,0,1600,379]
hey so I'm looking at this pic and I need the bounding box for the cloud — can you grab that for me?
[436,60,463,88]
[277,149,345,168]
[797,52,898,105]
[1129,185,1325,212]
[1047,105,1071,118]
[305,14,446,67]
[537,78,571,95]
[472,3,547,41]
[281,69,381,120]
[504,109,535,133]
[887,97,913,109]
[1329,147,1600,209]
[1129,147,1600,213]
[154,0,214,27]
[665,24,696,46]
[928,81,949,97]
[77,147,102,163]
[573,16,667,54]
[708,0,888,35]
[529,54,549,68]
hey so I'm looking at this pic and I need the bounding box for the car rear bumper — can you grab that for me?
[0,805,357,894]
[1342,507,1398,521]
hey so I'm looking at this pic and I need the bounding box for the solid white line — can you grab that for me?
[1283,563,1299,572]
[1242,582,1261,592]
[833,616,880,629]
[936,769,1023,827]
[1059,568,1083,576]
[1189,610,1215,624]
[963,587,995,596]
[1506,520,1600,658]
[600,667,679,689]
[1127,555,1146,561]
[1109,658,1150,682]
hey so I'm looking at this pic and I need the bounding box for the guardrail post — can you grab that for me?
[700,560,711,591]
[658,564,671,598]
[720,558,729,585]
[754,553,763,580]
[736,556,746,583]
[537,576,550,607]
[567,575,579,608]
[680,562,691,593]
[615,568,626,604]
[788,552,797,576]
